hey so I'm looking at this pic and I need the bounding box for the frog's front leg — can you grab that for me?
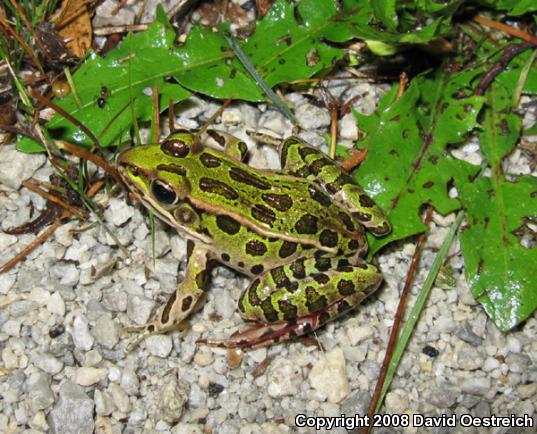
[200,257,382,348]
[126,241,211,349]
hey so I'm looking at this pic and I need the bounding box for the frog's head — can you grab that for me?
[117,131,204,235]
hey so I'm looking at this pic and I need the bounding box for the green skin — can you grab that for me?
[117,129,390,348]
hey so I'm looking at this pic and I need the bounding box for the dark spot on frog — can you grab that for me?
[312,273,329,285]
[216,215,241,235]
[422,181,434,189]
[162,138,190,158]
[279,240,298,258]
[200,153,222,168]
[319,311,331,326]
[314,257,331,272]
[262,193,293,211]
[229,167,271,189]
[294,214,318,234]
[278,57,285,65]
[261,298,279,322]
[181,295,193,312]
[336,299,352,315]
[347,239,360,251]
[251,204,276,226]
[308,185,332,207]
[305,286,327,312]
[278,299,298,321]
[270,266,291,288]
[250,264,264,275]
[337,279,355,296]
[319,229,338,248]
[338,212,355,232]
[245,240,268,256]
[290,259,306,279]
[200,178,239,200]
[221,253,230,262]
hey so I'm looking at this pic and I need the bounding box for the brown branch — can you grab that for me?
[31,90,101,148]
[474,15,537,46]
[474,41,535,96]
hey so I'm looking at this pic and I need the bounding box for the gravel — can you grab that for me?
[1,6,536,433]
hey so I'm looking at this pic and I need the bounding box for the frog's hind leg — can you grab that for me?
[199,256,382,348]
[279,137,390,236]
[125,242,211,350]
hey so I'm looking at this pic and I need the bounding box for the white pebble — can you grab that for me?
[308,347,350,403]
[145,335,173,358]
[194,350,214,367]
[46,292,65,316]
[75,367,108,386]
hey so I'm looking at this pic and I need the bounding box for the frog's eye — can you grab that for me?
[151,180,178,206]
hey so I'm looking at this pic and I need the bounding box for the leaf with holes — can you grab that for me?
[352,71,485,254]
[460,176,537,331]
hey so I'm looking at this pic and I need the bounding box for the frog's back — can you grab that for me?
[180,147,365,254]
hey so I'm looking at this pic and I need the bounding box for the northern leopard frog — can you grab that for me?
[117,130,390,348]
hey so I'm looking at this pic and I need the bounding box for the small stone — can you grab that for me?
[120,367,140,395]
[0,145,45,189]
[295,104,330,129]
[346,324,373,346]
[126,295,154,325]
[171,423,204,434]
[145,335,173,358]
[47,292,66,316]
[2,318,21,336]
[157,375,189,424]
[48,382,95,434]
[26,372,54,410]
[427,383,459,408]
[0,232,17,251]
[308,347,350,403]
[227,348,243,369]
[506,353,531,373]
[506,336,522,353]
[456,344,484,371]
[194,350,214,367]
[52,262,80,287]
[460,377,491,396]
[104,197,135,226]
[32,351,64,375]
[267,357,303,398]
[517,383,537,399]
[92,315,120,349]
[109,383,131,413]
[2,347,18,369]
[72,316,94,351]
[483,357,500,372]
[94,390,114,416]
[75,367,108,386]
[29,411,48,431]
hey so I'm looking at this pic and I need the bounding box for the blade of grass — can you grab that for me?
[375,210,465,413]
[223,33,297,125]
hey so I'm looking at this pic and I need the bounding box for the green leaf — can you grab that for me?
[353,72,484,253]
[460,82,537,331]
[460,176,537,331]
[371,0,398,32]
[18,21,192,151]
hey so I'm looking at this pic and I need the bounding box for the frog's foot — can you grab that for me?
[123,321,177,352]
[198,297,354,349]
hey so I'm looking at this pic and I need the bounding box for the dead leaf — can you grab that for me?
[56,0,93,58]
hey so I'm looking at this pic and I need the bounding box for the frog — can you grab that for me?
[116,129,390,349]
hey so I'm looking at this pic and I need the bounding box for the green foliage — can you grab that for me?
[18,0,453,152]
[458,81,537,331]
[12,0,537,329]
[353,72,484,253]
